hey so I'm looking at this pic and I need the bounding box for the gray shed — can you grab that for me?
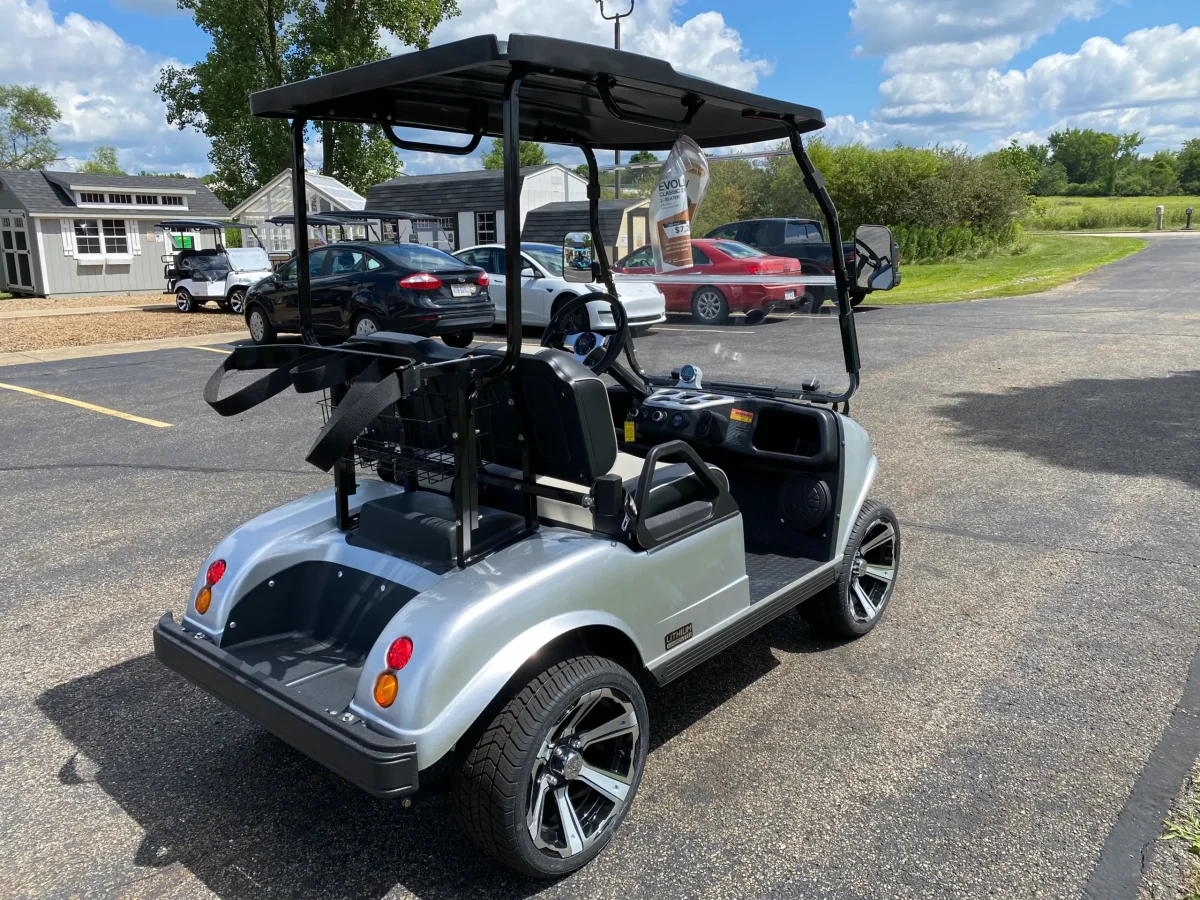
[521,198,650,264]
[366,164,586,251]
[0,170,229,297]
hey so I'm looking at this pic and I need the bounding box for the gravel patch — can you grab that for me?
[0,308,246,352]
[0,293,167,312]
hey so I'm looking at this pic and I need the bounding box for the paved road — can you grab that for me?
[1,236,1198,899]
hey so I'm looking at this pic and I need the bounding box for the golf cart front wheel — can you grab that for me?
[805,500,900,639]
[227,288,247,315]
[453,655,649,878]
[175,289,195,313]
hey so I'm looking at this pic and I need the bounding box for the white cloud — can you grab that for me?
[390,0,771,92]
[0,0,209,174]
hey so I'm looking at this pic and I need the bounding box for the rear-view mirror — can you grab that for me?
[563,232,597,284]
[853,224,901,292]
[160,253,174,263]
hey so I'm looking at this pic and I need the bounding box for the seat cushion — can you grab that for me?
[353,490,524,569]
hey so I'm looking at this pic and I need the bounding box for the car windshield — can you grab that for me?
[185,255,230,274]
[713,241,766,259]
[524,245,564,276]
[226,247,271,271]
[375,243,468,271]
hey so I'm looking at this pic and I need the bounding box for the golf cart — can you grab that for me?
[267,209,456,251]
[158,219,274,315]
[152,35,902,879]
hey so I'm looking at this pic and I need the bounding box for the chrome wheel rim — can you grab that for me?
[175,291,190,311]
[695,291,722,321]
[526,687,641,860]
[849,518,897,623]
[229,290,245,315]
[355,316,379,336]
[248,310,266,342]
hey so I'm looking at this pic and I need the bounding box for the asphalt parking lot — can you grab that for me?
[1,236,1198,899]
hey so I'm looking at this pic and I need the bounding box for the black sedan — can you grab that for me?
[244,242,494,347]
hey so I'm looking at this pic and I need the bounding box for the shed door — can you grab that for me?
[1,212,34,290]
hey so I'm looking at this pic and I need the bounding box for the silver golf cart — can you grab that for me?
[159,218,274,314]
[153,34,902,879]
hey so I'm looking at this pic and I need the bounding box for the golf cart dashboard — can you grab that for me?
[625,386,837,469]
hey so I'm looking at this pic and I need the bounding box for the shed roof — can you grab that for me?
[365,164,560,216]
[0,170,228,217]
[521,199,646,247]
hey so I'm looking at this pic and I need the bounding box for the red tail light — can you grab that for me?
[205,559,226,586]
[399,273,442,290]
[745,260,785,275]
[784,259,801,273]
[386,636,414,670]
[476,271,489,287]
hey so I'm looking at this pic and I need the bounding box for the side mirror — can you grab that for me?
[521,266,538,279]
[853,224,901,292]
[160,253,174,263]
[563,231,598,284]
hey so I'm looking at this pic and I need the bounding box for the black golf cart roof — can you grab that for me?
[323,208,440,222]
[158,218,255,231]
[249,34,825,151]
[267,213,345,227]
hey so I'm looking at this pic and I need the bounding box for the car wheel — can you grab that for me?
[806,292,825,315]
[246,305,276,345]
[442,331,474,348]
[352,312,382,338]
[691,287,729,325]
[227,288,247,316]
[175,288,195,313]
[631,325,652,338]
[804,500,900,639]
[454,655,649,879]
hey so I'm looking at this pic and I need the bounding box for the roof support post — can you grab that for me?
[290,116,317,345]
[499,72,526,373]
[784,122,860,398]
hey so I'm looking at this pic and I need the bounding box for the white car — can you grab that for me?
[454,242,666,332]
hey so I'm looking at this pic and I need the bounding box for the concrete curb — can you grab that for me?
[0,331,247,367]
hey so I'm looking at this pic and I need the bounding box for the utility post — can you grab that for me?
[596,0,635,202]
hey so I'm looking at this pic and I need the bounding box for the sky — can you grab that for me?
[1,0,1197,176]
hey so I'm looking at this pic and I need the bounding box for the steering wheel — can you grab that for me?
[540,291,630,375]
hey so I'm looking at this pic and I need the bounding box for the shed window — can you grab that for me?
[161,195,185,207]
[103,220,129,255]
[136,194,158,205]
[108,193,133,205]
[79,192,104,204]
[475,212,496,244]
[73,219,102,255]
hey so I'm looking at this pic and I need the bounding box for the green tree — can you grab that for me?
[78,145,125,174]
[987,140,1039,193]
[481,139,549,169]
[0,84,61,169]
[1032,160,1068,196]
[1178,139,1200,193]
[158,0,456,207]
[1048,128,1143,194]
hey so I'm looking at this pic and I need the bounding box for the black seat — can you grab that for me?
[352,491,523,572]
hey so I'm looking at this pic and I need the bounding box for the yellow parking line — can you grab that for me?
[0,382,173,428]
[187,345,232,354]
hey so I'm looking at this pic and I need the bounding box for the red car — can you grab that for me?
[613,238,805,325]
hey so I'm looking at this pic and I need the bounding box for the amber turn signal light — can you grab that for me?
[195,585,212,614]
[374,672,398,707]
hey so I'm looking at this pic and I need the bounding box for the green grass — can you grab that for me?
[1024,195,1200,232]
[875,234,1146,305]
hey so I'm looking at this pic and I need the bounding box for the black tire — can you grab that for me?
[442,331,474,348]
[175,288,195,313]
[806,292,825,315]
[351,311,383,338]
[850,293,865,308]
[227,288,247,316]
[691,287,729,325]
[804,500,900,639]
[631,325,652,338]
[453,655,649,879]
[246,305,276,345]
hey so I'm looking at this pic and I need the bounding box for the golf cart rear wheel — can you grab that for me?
[805,500,900,639]
[442,331,474,348]
[453,655,648,878]
[691,287,729,325]
[246,305,275,345]
[227,288,247,316]
[175,289,195,313]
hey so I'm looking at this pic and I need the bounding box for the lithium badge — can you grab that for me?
[730,408,753,424]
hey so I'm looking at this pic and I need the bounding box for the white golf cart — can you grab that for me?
[154,34,902,880]
[158,218,274,314]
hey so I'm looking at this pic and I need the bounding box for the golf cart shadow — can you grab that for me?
[936,370,1200,490]
[36,616,830,899]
